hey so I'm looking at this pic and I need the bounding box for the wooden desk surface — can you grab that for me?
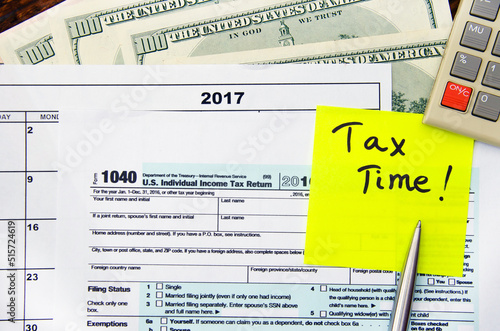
[0,0,461,34]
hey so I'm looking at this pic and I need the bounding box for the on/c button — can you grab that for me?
[441,81,473,112]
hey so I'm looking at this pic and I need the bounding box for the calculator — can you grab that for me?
[423,0,500,146]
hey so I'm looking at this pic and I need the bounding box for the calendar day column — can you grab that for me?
[0,111,28,331]
[23,111,59,330]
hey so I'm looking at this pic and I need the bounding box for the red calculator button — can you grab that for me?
[441,81,472,112]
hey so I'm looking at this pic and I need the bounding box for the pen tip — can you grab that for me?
[416,220,421,228]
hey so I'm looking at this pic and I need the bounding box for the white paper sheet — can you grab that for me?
[0,64,494,331]
[52,64,392,330]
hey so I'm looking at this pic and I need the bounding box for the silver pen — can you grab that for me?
[389,220,421,331]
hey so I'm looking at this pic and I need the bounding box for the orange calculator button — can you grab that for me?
[441,81,472,112]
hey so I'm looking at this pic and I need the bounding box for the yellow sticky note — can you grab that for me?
[304,106,474,277]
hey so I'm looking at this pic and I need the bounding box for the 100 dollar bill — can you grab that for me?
[174,28,450,114]
[51,0,229,64]
[120,0,452,64]
[0,1,73,64]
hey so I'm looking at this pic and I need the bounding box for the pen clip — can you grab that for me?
[389,220,421,331]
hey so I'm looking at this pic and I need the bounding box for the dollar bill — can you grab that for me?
[0,1,73,64]
[172,28,451,114]
[120,0,452,65]
[50,0,232,64]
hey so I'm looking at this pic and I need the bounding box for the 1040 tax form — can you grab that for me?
[0,65,487,330]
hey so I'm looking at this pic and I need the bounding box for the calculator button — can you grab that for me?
[470,0,500,21]
[492,32,500,56]
[483,61,500,89]
[451,52,482,81]
[472,92,500,121]
[461,22,492,51]
[441,81,473,111]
